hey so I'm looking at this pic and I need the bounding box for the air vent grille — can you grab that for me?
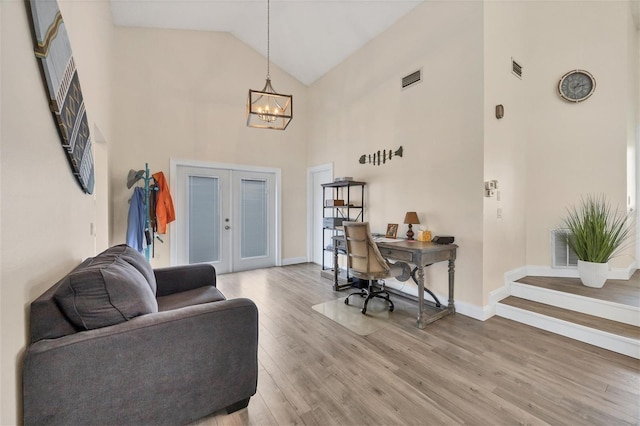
[402,69,422,89]
[511,58,523,79]
[551,229,578,268]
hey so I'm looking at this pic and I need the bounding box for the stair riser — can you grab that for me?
[496,304,640,359]
[510,282,640,327]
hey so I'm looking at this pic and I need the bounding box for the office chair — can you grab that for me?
[342,221,411,314]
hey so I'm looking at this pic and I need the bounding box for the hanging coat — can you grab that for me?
[152,171,176,234]
[126,187,146,253]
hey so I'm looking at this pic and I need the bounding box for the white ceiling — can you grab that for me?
[109,0,423,85]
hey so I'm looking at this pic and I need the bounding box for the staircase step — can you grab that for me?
[510,280,640,326]
[500,296,639,339]
[497,296,640,359]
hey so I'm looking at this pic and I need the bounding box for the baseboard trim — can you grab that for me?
[282,257,307,266]
[384,283,486,322]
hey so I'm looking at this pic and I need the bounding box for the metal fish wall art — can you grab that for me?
[359,146,403,166]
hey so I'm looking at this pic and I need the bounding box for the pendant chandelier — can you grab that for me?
[246,0,293,130]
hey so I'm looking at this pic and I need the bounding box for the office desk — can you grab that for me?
[333,237,457,328]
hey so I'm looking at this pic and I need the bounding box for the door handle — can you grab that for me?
[225,225,231,230]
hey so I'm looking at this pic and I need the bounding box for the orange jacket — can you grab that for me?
[152,171,175,234]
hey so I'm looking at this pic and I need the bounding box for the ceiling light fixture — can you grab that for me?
[246,0,292,130]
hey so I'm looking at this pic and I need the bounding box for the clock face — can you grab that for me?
[558,70,596,102]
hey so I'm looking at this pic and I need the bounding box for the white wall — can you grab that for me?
[482,1,528,303]
[0,1,113,423]
[524,1,635,269]
[483,1,637,295]
[628,4,639,217]
[0,1,4,417]
[308,1,486,308]
[110,27,310,266]
[1,1,637,423]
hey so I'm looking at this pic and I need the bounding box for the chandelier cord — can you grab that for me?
[266,0,270,79]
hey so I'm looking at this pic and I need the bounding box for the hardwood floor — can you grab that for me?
[192,263,640,426]
[516,271,640,308]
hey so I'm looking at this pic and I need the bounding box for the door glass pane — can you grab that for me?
[241,179,267,258]
[189,176,219,263]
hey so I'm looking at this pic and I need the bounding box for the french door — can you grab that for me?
[174,164,277,273]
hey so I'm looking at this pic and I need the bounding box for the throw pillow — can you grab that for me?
[95,244,157,295]
[54,256,158,330]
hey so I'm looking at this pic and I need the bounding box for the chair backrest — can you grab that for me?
[343,222,391,279]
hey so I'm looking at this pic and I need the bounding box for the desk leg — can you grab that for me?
[448,258,456,314]
[416,265,426,329]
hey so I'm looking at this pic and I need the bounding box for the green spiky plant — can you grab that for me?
[561,194,633,263]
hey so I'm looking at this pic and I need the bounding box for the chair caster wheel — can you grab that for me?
[389,306,394,312]
[361,309,367,314]
[344,298,349,305]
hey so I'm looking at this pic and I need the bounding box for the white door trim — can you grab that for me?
[170,158,282,267]
[306,163,333,262]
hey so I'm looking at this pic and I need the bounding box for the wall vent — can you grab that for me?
[551,229,578,268]
[511,58,523,79]
[401,69,422,90]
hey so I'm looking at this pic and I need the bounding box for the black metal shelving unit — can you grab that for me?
[320,180,366,287]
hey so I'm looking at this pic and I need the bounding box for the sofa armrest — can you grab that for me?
[23,298,258,426]
[154,263,217,296]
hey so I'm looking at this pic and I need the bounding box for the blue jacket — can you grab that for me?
[126,187,146,253]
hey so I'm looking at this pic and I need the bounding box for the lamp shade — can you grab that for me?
[404,211,420,225]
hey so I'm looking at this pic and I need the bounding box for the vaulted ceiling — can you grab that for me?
[109,0,423,85]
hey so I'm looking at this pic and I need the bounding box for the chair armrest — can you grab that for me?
[23,298,258,426]
[154,263,217,296]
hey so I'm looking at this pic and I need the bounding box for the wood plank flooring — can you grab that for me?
[516,271,640,307]
[192,263,640,426]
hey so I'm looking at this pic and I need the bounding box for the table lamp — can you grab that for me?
[403,211,420,240]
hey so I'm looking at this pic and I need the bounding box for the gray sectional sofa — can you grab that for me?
[23,244,258,425]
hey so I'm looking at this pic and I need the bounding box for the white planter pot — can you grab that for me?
[577,260,609,288]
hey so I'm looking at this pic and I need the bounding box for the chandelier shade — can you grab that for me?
[246,0,293,130]
[247,79,292,130]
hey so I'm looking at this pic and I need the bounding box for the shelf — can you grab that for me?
[324,246,346,253]
[321,180,365,289]
[321,180,366,188]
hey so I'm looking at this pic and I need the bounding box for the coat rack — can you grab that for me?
[127,163,158,261]
[142,163,152,261]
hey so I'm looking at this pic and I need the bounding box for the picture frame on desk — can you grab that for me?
[385,223,398,238]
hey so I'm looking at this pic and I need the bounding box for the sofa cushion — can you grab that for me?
[95,244,157,295]
[54,256,158,330]
[157,286,226,312]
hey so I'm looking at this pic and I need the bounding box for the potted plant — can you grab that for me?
[559,194,633,288]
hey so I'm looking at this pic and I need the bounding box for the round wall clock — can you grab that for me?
[558,69,596,103]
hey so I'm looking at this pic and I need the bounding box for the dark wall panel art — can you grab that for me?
[29,0,95,194]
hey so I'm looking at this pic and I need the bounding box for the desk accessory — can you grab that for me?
[417,227,432,242]
[403,211,420,240]
[432,236,455,244]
